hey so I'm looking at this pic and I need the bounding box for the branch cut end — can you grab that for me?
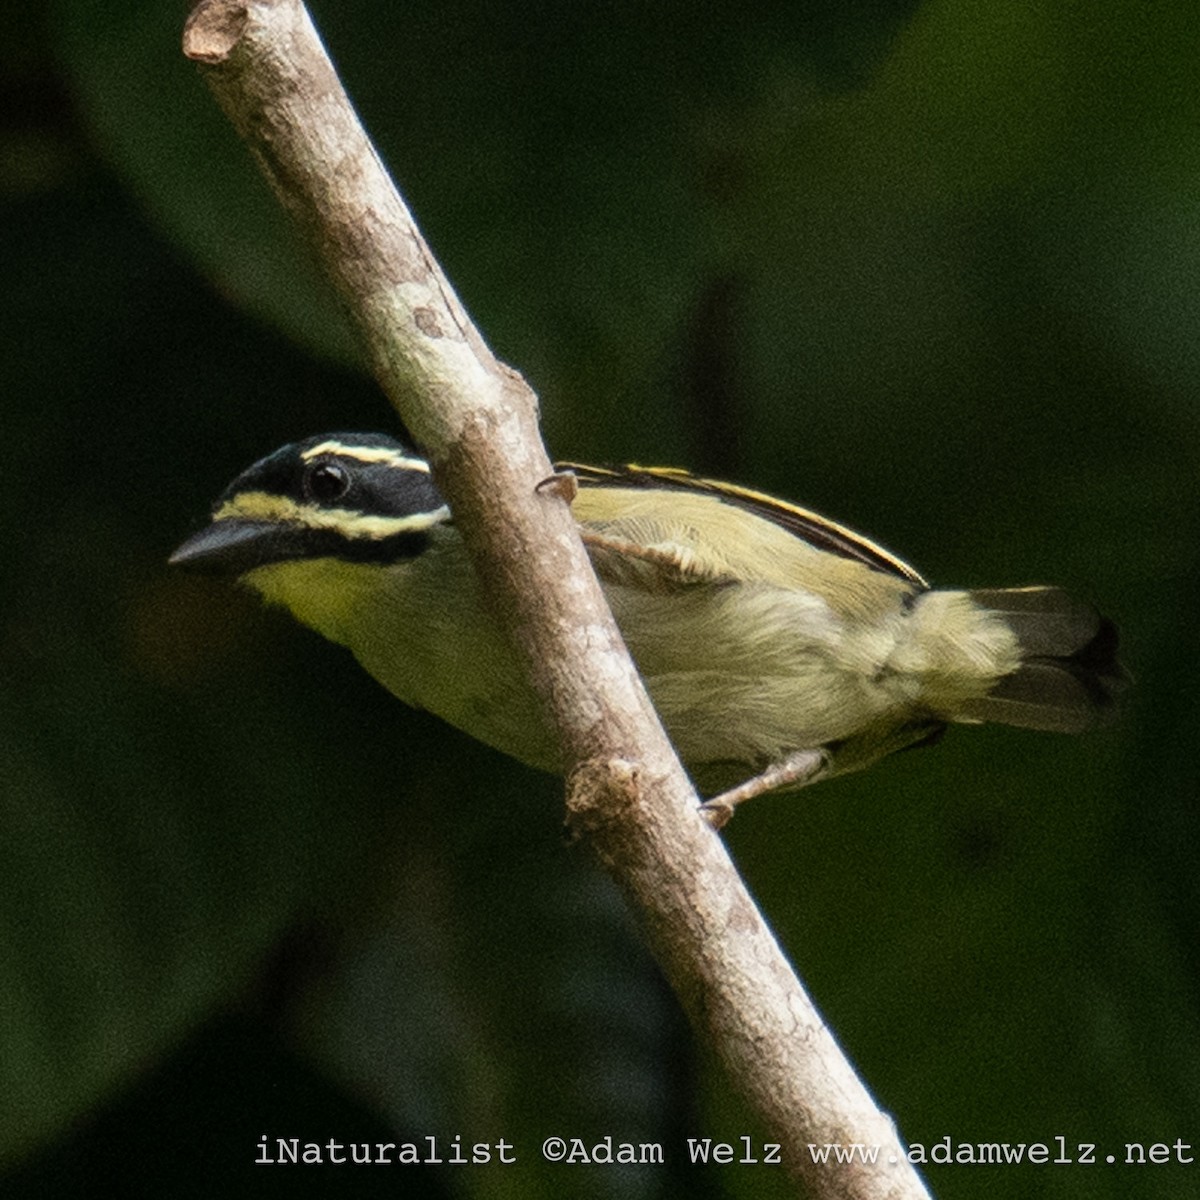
[565,757,642,837]
[184,0,250,64]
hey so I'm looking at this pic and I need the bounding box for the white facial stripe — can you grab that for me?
[300,440,430,471]
[215,491,450,539]
[335,505,451,538]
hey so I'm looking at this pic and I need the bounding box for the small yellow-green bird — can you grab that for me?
[171,433,1122,818]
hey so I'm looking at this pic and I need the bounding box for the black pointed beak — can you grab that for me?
[169,519,311,575]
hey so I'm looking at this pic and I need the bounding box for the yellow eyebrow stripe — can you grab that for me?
[215,491,450,539]
[300,440,431,471]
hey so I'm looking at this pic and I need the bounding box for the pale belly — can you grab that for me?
[270,543,922,782]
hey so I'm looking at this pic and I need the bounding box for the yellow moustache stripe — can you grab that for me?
[215,491,450,539]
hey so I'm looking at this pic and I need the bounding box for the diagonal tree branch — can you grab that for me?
[182,2,931,1194]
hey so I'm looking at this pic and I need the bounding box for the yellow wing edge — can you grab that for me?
[556,462,928,589]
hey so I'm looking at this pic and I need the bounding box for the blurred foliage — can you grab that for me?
[2,0,1198,1196]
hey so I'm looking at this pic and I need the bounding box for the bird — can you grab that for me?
[170,432,1123,822]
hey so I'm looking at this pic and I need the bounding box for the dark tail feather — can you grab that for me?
[957,587,1126,733]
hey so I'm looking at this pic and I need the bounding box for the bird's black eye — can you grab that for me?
[305,460,351,503]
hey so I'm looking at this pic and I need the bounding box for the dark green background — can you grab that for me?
[3,1,1196,1197]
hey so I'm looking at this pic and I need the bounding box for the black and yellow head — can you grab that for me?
[170,433,450,575]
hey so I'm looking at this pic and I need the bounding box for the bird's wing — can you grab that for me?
[559,462,928,589]
[578,528,732,591]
